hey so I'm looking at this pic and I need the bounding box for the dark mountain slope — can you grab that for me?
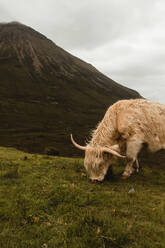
[0,22,141,156]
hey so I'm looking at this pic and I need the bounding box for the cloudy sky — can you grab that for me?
[1,0,165,102]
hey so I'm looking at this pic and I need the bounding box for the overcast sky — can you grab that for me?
[1,0,165,103]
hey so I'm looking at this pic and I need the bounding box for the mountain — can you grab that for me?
[0,22,141,156]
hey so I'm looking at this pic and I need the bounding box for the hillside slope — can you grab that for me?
[0,22,141,156]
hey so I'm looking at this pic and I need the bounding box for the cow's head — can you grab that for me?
[71,134,125,182]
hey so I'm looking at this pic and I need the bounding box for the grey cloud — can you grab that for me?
[0,3,14,21]
[48,0,158,50]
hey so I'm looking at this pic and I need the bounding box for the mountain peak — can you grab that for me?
[0,22,141,155]
[0,22,51,72]
[0,21,47,38]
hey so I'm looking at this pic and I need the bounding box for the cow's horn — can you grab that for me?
[102,147,126,158]
[71,134,86,151]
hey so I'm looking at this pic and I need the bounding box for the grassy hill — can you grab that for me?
[1,147,165,248]
[0,22,141,156]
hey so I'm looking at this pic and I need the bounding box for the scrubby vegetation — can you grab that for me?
[0,147,165,247]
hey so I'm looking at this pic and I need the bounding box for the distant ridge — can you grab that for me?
[0,22,141,156]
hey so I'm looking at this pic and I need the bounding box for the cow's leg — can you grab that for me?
[122,158,136,179]
[135,158,140,172]
[122,136,142,179]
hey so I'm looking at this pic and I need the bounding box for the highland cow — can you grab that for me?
[71,99,165,181]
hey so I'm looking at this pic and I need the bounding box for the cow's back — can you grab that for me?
[114,99,165,151]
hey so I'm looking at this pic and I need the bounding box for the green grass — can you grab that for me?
[0,147,165,247]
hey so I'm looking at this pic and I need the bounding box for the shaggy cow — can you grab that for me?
[71,99,165,181]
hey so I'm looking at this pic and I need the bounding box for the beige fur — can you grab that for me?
[72,99,165,181]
